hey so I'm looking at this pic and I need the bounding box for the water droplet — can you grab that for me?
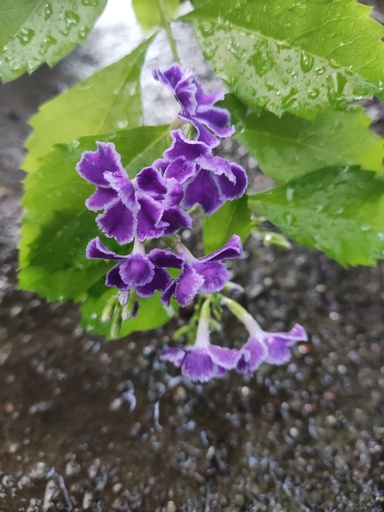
[300,52,314,73]
[44,2,53,20]
[315,66,326,76]
[360,225,371,232]
[286,188,294,201]
[17,27,35,46]
[308,88,320,99]
[257,97,268,108]
[81,0,99,5]
[117,120,128,129]
[39,35,57,55]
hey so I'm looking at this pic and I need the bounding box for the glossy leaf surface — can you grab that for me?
[184,0,384,118]
[203,196,251,254]
[0,0,107,83]
[249,167,384,266]
[23,38,154,173]
[226,95,384,182]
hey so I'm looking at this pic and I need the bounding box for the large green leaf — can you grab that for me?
[0,0,107,83]
[248,167,384,266]
[23,37,155,174]
[19,125,170,302]
[183,0,384,118]
[202,196,251,254]
[132,0,179,30]
[226,95,384,182]
[80,283,176,339]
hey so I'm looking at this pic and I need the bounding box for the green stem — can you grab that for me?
[158,0,180,63]
[221,296,263,335]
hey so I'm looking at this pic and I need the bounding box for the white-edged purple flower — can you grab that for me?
[162,235,243,307]
[153,64,234,147]
[76,142,191,244]
[155,131,248,215]
[87,237,184,297]
[237,324,308,375]
[161,300,240,382]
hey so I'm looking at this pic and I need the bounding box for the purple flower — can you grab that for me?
[236,324,308,375]
[161,300,239,382]
[157,131,248,215]
[76,142,191,244]
[162,235,243,307]
[153,64,234,147]
[87,237,184,297]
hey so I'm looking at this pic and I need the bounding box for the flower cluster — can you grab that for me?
[76,64,247,308]
[76,64,308,383]
[161,298,308,382]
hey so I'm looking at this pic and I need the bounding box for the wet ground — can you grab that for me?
[1,2,384,511]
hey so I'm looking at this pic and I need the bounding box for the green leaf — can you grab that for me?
[23,37,155,174]
[226,95,384,182]
[80,284,177,339]
[248,167,384,266]
[19,125,170,302]
[132,0,179,30]
[0,0,107,83]
[183,0,384,118]
[202,195,251,253]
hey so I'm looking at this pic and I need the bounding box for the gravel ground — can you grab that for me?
[0,2,384,511]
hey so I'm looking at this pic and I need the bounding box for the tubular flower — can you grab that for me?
[161,300,240,382]
[237,324,308,375]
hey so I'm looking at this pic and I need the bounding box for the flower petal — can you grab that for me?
[76,142,125,187]
[237,338,268,374]
[148,249,184,269]
[136,267,171,297]
[86,187,117,211]
[96,199,136,244]
[207,344,240,369]
[182,169,223,215]
[106,264,127,290]
[119,254,155,287]
[218,163,248,201]
[86,237,124,261]
[200,234,243,263]
[160,347,185,367]
[182,349,216,382]
[174,266,205,307]
[193,261,231,294]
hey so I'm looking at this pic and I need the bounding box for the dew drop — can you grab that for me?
[308,88,320,99]
[300,52,314,73]
[17,27,35,46]
[39,35,57,55]
[44,2,53,20]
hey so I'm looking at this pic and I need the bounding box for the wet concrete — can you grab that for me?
[0,2,384,511]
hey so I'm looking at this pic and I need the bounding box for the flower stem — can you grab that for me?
[158,0,180,63]
[221,296,263,335]
[194,298,211,348]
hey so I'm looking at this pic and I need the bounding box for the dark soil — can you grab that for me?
[0,3,384,511]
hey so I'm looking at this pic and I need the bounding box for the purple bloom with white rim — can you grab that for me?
[162,235,243,307]
[161,300,240,382]
[153,64,235,147]
[156,130,248,215]
[87,237,184,297]
[237,324,308,375]
[77,141,138,245]
[77,142,192,244]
